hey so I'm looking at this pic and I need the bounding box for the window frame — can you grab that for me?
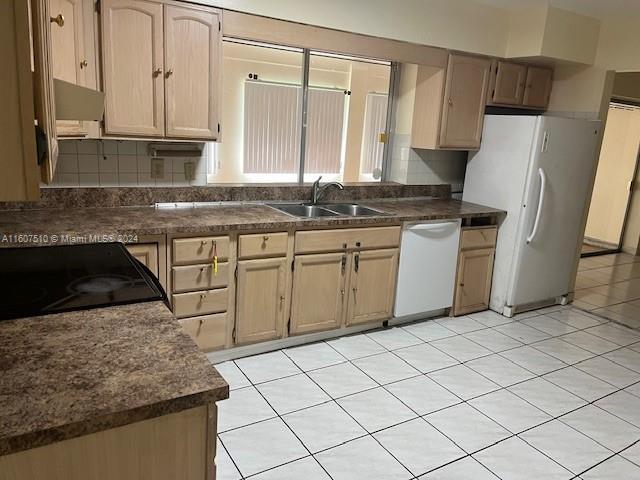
[210,37,396,185]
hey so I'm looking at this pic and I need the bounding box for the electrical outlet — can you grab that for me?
[150,158,164,179]
[184,161,195,181]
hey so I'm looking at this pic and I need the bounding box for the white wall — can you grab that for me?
[208,0,510,57]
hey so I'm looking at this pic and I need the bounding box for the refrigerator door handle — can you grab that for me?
[526,168,547,244]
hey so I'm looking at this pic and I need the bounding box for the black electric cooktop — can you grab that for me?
[0,242,167,322]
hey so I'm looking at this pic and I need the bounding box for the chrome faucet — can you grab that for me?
[311,176,344,204]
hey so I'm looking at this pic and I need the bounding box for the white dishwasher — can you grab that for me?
[394,220,461,318]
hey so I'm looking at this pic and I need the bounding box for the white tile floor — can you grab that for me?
[213,296,640,479]
[575,253,640,328]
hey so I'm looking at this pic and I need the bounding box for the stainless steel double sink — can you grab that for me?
[267,203,388,218]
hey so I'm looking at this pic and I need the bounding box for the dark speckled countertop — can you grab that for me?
[0,198,504,245]
[0,301,229,456]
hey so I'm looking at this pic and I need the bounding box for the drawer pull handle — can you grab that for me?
[200,293,207,300]
[200,266,208,273]
[263,235,269,242]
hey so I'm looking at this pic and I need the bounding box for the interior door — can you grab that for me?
[346,248,398,326]
[49,0,87,135]
[509,116,601,307]
[290,252,346,335]
[101,0,164,136]
[439,54,491,149]
[164,5,220,139]
[492,61,526,105]
[585,103,640,250]
[235,257,287,345]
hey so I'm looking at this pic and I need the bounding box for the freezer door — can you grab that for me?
[463,115,539,311]
[508,117,601,308]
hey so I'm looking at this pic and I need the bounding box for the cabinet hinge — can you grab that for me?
[218,20,221,31]
[234,265,238,279]
[95,0,100,14]
[217,123,221,134]
[287,318,291,333]
[232,325,236,343]
[291,260,295,272]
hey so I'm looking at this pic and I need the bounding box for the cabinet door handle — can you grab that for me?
[279,295,285,309]
[354,254,359,273]
[448,97,453,106]
[459,283,465,287]
[153,68,163,78]
[165,69,173,78]
[80,60,88,69]
[50,14,64,27]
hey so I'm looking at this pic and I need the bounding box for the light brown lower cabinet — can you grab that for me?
[346,249,399,326]
[0,405,215,480]
[234,257,287,345]
[290,252,347,335]
[453,226,497,316]
[290,247,399,334]
[179,313,227,351]
[126,243,159,277]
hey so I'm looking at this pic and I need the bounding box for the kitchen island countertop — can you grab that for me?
[0,301,228,456]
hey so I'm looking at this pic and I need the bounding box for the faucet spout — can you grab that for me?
[311,176,344,204]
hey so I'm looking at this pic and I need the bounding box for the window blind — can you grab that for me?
[243,81,346,175]
[243,81,301,174]
[305,88,346,174]
[360,93,388,175]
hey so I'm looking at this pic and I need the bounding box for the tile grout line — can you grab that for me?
[219,301,640,478]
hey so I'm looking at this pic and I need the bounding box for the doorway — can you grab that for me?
[582,101,640,257]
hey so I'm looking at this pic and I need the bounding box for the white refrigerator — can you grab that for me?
[463,115,601,316]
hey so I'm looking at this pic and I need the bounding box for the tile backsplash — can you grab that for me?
[49,139,209,187]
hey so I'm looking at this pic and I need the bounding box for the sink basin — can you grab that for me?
[268,203,340,218]
[323,203,388,216]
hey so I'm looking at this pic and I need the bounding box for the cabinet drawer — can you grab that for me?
[172,263,229,293]
[172,236,230,265]
[179,313,227,351]
[238,232,288,259]
[172,288,228,318]
[295,226,401,254]
[460,227,497,250]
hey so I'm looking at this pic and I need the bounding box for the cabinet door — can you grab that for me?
[49,0,87,136]
[491,61,526,105]
[164,5,220,139]
[522,66,553,109]
[1,0,40,200]
[454,248,494,316]
[101,0,164,136]
[346,249,398,326]
[235,257,287,345]
[439,54,491,149]
[126,243,159,278]
[290,252,347,335]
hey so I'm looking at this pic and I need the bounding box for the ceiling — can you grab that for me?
[472,0,640,19]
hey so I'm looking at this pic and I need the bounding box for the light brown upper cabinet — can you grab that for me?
[164,5,220,139]
[235,257,288,345]
[345,248,398,326]
[101,0,164,137]
[522,66,553,109]
[439,54,491,149]
[49,0,87,136]
[411,54,491,150]
[489,61,526,106]
[101,0,221,140]
[488,62,553,110]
